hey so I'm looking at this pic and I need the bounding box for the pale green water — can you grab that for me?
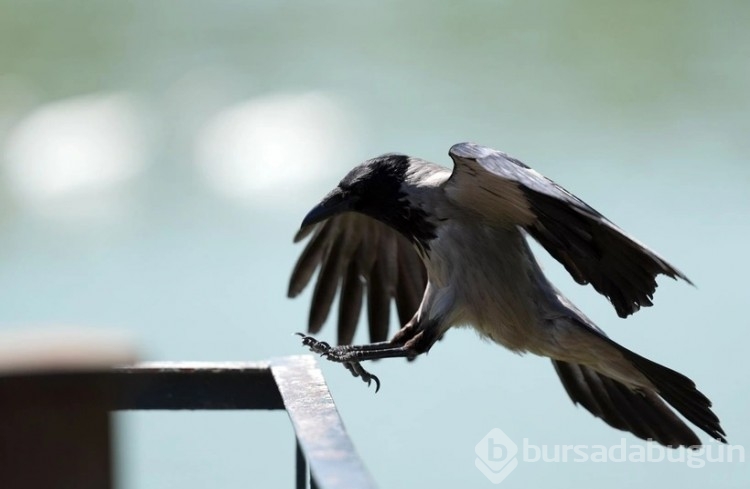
[1,1,748,487]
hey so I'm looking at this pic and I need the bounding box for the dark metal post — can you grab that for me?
[0,356,377,489]
[0,371,116,489]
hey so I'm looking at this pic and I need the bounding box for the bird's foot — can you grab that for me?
[296,333,381,392]
[296,333,359,362]
[296,332,331,355]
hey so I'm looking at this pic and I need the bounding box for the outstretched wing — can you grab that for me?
[288,213,427,345]
[446,142,691,318]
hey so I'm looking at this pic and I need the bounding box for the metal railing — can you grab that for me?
[0,355,377,489]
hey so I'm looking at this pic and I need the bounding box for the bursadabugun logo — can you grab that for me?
[474,428,519,484]
[475,428,745,484]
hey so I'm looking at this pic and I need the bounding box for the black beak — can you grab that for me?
[300,188,355,229]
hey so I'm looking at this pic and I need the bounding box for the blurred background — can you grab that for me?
[1,0,748,487]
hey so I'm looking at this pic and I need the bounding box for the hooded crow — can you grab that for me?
[288,142,726,448]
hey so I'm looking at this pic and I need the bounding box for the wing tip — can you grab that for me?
[674,269,695,287]
[293,224,315,243]
[287,283,301,298]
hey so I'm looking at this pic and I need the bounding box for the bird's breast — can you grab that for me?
[423,221,550,352]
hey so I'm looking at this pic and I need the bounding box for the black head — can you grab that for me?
[300,153,436,249]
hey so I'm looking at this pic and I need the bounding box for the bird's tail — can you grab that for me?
[624,347,726,444]
[553,343,726,448]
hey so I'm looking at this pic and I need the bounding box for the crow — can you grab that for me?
[289,142,725,448]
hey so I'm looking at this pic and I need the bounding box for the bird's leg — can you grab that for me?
[296,322,439,390]
[298,322,436,363]
[297,322,415,358]
[296,333,381,391]
[322,322,438,362]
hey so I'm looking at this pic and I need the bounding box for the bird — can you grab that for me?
[288,142,726,448]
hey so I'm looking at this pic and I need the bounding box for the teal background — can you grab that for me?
[1,1,748,487]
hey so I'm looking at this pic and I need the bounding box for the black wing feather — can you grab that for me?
[448,142,691,318]
[337,260,364,344]
[289,213,427,344]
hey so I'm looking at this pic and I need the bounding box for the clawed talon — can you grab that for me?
[296,332,381,392]
[296,332,331,355]
[343,361,381,393]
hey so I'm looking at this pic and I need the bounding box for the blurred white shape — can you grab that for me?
[195,92,358,208]
[2,93,148,217]
[0,326,137,372]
